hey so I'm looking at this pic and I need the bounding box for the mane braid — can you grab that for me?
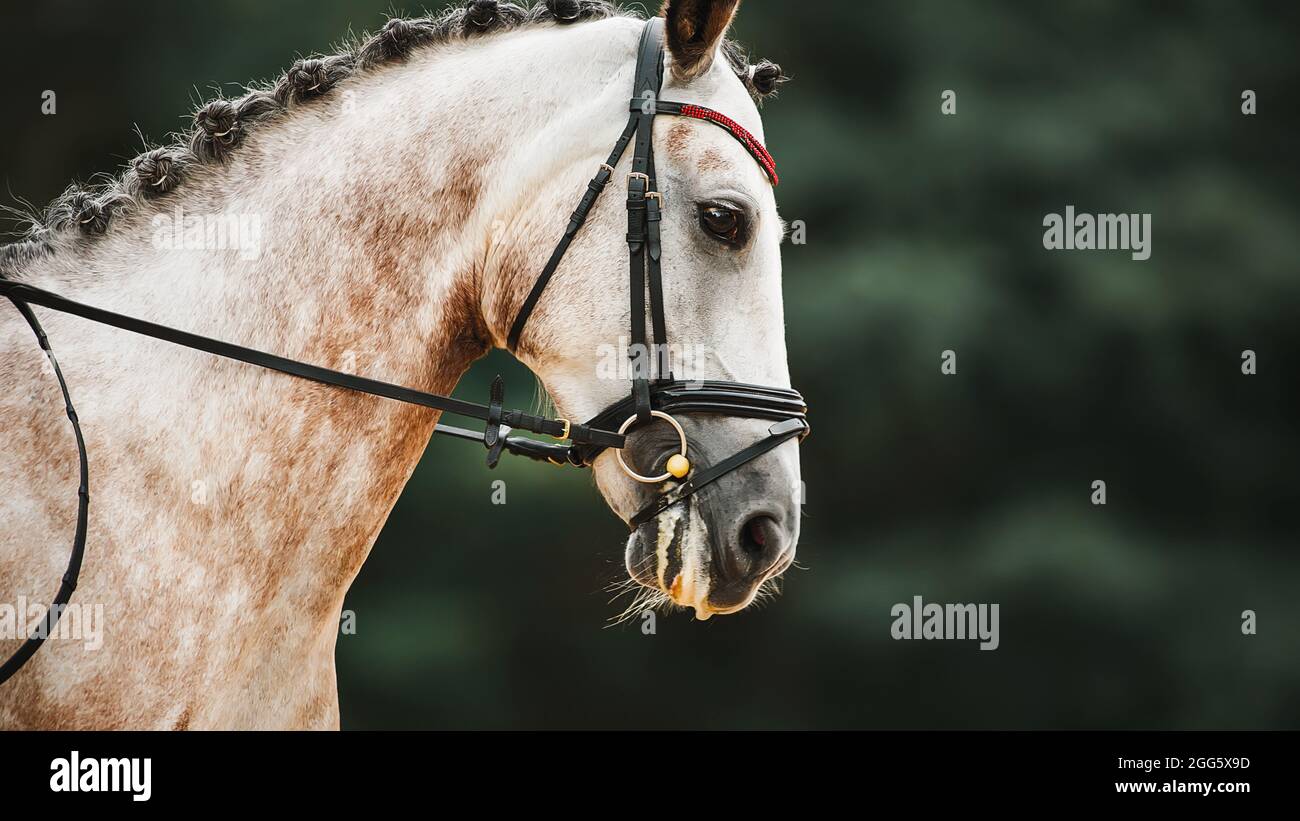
[0,0,786,272]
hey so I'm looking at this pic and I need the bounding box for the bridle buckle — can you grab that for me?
[553,418,571,441]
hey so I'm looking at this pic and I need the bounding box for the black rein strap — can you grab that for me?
[0,279,624,455]
[0,297,89,687]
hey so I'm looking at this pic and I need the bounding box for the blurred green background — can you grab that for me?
[2,1,1297,728]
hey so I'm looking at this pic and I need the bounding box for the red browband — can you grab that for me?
[660,101,779,186]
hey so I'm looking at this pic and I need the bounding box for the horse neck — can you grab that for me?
[2,19,640,615]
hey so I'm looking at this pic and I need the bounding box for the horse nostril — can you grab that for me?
[708,514,791,610]
[739,515,777,557]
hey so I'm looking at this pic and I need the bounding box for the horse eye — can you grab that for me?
[698,204,744,244]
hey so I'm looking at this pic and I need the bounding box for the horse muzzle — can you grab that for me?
[618,416,801,618]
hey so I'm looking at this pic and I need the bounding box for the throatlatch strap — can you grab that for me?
[0,297,89,687]
[506,118,637,352]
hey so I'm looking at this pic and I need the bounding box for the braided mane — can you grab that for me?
[0,1,786,275]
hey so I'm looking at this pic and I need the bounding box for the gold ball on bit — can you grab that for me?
[666,454,690,478]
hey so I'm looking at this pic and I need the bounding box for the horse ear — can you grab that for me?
[660,0,741,83]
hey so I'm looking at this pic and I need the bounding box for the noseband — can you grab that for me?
[0,18,807,685]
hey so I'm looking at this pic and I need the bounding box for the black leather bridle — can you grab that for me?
[0,18,807,685]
